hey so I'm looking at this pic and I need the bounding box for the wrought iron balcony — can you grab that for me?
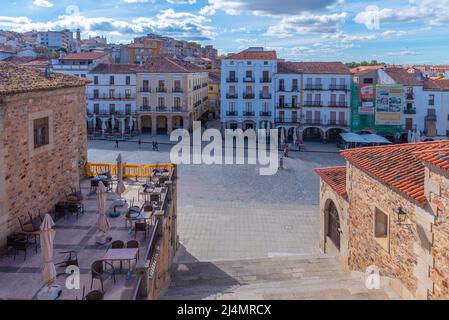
[327,102,348,108]
[260,78,271,83]
[226,111,238,116]
[329,85,348,91]
[243,111,255,116]
[139,106,152,112]
[172,88,183,93]
[304,85,323,91]
[327,120,348,127]
[259,111,272,117]
[304,101,323,107]
[243,93,255,99]
[156,106,167,112]
[156,88,166,93]
[226,78,238,83]
[403,107,416,114]
[259,93,272,99]
[139,87,151,93]
[243,77,255,83]
[226,93,238,99]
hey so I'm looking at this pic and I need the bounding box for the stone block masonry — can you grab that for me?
[0,86,87,249]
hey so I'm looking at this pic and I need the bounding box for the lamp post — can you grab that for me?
[394,207,407,225]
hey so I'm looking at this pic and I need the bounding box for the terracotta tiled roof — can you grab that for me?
[277,61,303,74]
[298,62,351,74]
[3,56,35,64]
[208,70,220,84]
[341,140,449,203]
[60,52,109,61]
[91,63,138,74]
[414,148,449,170]
[0,61,89,96]
[226,51,277,60]
[140,56,205,73]
[423,79,449,91]
[384,68,423,86]
[314,166,347,197]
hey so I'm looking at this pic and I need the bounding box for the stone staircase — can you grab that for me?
[161,255,399,300]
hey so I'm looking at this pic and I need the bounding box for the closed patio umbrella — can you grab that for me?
[97,181,110,233]
[407,130,412,143]
[280,128,285,146]
[415,130,421,142]
[116,153,126,198]
[40,214,56,285]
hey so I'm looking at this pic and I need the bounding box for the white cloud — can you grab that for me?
[33,0,54,7]
[355,0,449,27]
[200,0,344,16]
[0,9,215,41]
[265,12,347,37]
[166,0,197,4]
[387,50,421,56]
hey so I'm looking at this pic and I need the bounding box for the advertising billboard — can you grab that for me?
[359,101,375,114]
[375,85,403,125]
[359,84,375,100]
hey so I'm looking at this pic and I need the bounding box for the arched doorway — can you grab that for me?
[326,200,340,250]
[157,116,168,135]
[172,116,184,130]
[327,128,346,141]
[303,127,323,141]
[141,115,152,134]
[243,120,256,131]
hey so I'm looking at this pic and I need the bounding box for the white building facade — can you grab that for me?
[220,48,277,131]
[86,64,138,138]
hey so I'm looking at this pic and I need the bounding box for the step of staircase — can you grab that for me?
[161,255,399,300]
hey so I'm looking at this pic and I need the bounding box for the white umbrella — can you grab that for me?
[293,128,297,145]
[128,116,133,131]
[407,130,412,143]
[280,128,285,146]
[97,181,110,233]
[415,130,421,142]
[116,153,126,198]
[93,113,97,130]
[111,114,115,132]
[40,214,56,285]
[121,118,126,137]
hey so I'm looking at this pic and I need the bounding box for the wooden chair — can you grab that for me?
[67,202,83,220]
[134,222,149,239]
[90,260,116,292]
[126,240,139,259]
[17,217,39,253]
[90,179,99,193]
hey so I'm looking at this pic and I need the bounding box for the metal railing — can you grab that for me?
[226,111,238,116]
[226,78,238,83]
[304,85,323,90]
[259,93,272,99]
[85,163,175,178]
[303,101,323,107]
[329,85,348,91]
[403,108,416,114]
[226,93,238,99]
[243,93,255,99]
[243,111,255,116]
[327,102,348,108]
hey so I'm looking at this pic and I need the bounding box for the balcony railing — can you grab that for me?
[226,111,238,116]
[260,78,271,83]
[226,93,238,99]
[302,119,324,126]
[328,102,348,108]
[426,115,437,122]
[139,106,152,112]
[193,85,201,91]
[304,85,323,90]
[304,101,323,107]
[139,87,151,93]
[156,88,166,93]
[327,120,348,126]
[156,106,167,112]
[243,77,255,83]
[172,107,186,112]
[88,94,135,100]
[403,108,416,114]
[276,103,299,109]
[278,87,286,92]
[172,88,183,93]
[259,111,272,117]
[243,111,255,116]
[259,93,272,99]
[243,93,255,99]
[202,83,208,88]
[406,94,414,100]
[329,85,348,91]
[291,87,300,92]
[226,78,238,83]
[275,117,300,123]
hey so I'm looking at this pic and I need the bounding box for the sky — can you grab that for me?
[1,0,449,64]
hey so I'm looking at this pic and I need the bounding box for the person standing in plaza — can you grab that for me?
[284,146,289,158]
[138,137,142,149]
[115,139,119,149]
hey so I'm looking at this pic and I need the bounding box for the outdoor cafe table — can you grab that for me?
[125,211,153,228]
[102,248,139,274]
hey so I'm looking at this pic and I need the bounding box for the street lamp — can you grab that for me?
[394,207,407,225]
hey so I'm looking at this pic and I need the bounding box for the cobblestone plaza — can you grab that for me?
[88,139,345,263]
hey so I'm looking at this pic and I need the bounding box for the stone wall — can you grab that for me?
[346,163,418,297]
[425,165,449,299]
[0,86,87,249]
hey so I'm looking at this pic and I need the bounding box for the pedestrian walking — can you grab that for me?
[154,141,159,151]
[152,140,156,151]
[138,137,142,149]
[115,139,119,148]
[284,146,289,157]
[279,156,284,170]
